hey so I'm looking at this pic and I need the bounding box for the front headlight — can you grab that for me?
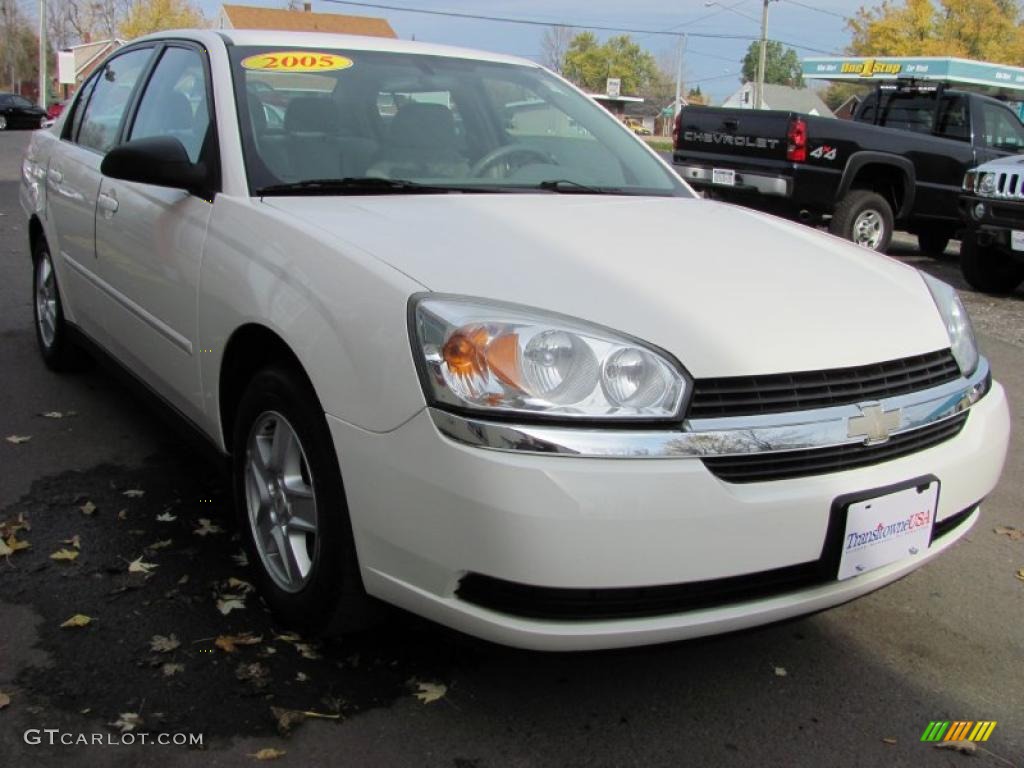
[921,273,978,376]
[411,295,689,421]
[962,170,977,193]
[978,172,997,196]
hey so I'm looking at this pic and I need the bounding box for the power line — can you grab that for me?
[318,0,839,54]
[779,0,850,21]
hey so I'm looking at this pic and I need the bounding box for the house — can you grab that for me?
[53,38,126,100]
[721,82,834,117]
[218,3,396,37]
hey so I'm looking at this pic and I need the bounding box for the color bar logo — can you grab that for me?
[921,721,997,742]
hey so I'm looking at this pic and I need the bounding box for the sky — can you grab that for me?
[198,0,859,103]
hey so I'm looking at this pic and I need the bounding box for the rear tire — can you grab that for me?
[32,237,89,371]
[917,230,951,258]
[960,237,1024,294]
[830,190,894,253]
[232,365,370,637]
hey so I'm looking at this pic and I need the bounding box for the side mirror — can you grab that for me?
[101,136,209,196]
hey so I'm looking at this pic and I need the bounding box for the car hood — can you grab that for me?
[264,194,951,378]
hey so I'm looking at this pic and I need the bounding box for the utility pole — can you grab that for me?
[674,33,687,119]
[38,0,47,107]
[755,0,771,110]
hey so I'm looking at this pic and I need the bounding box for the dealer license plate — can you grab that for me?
[1011,230,1024,251]
[712,168,735,186]
[837,481,938,581]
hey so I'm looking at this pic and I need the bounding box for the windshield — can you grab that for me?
[229,46,688,196]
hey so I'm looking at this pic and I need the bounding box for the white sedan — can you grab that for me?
[20,29,1009,650]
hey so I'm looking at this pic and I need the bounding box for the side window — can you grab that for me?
[878,94,935,134]
[129,46,210,164]
[935,95,969,141]
[67,73,99,142]
[980,102,1024,151]
[77,48,153,154]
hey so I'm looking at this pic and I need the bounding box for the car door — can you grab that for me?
[94,43,216,425]
[973,100,1024,166]
[44,47,155,345]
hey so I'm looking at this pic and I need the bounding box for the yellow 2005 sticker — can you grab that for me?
[240,51,353,72]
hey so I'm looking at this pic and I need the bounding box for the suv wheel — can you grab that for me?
[830,190,894,253]
[232,365,369,637]
[960,237,1024,294]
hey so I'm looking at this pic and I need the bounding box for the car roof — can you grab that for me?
[134,28,539,69]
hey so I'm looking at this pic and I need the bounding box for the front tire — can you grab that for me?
[830,190,894,252]
[232,365,368,637]
[32,237,88,371]
[960,237,1024,294]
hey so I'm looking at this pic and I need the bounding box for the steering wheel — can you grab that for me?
[471,145,554,178]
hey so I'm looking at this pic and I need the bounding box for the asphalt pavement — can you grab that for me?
[1,128,1022,768]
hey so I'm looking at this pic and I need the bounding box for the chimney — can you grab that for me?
[303,2,311,11]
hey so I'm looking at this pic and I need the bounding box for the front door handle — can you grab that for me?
[98,192,119,214]
[47,168,63,184]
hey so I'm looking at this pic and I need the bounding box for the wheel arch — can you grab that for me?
[837,152,915,219]
[28,214,44,260]
[218,323,322,454]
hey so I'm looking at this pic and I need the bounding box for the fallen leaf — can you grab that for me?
[177,574,189,586]
[236,662,270,689]
[216,596,245,615]
[411,679,447,704]
[882,737,897,745]
[156,512,177,523]
[274,632,302,644]
[227,577,255,593]
[5,435,31,445]
[148,539,173,550]
[161,663,184,677]
[774,667,788,677]
[215,632,263,653]
[1016,568,1024,582]
[62,535,81,549]
[934,740,977,754]
[40,411,63,419]
[150,634,181,653]
[232,550,249,567]
[0,691,9,709]
[249,748,286,761]
[117,509,127,521]
[109,712,142,733]
[80,501,96,516]
[0,539,13,558]
[50,548,79,562]
[128,557,157,574]
[122,489,145,498]
[0,514,29,538]
[294,642,321,661]
[61,614,93,628]
[194,518,223,537]
[295,672,308,682]
[5,535,30,553]
[994,525,1024,541]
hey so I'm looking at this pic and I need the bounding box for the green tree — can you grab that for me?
[848,0,1024,63]
[562,32,661,95]
[741,40,804,87]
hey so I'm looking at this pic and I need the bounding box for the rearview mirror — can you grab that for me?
[101,136,209,196]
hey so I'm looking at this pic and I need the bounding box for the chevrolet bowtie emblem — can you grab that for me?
[847,403,901,445]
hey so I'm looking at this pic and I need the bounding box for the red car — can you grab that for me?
[47,100,67,121]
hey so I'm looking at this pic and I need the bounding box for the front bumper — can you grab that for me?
[960,193,1024,262]
[328,377,1009,651]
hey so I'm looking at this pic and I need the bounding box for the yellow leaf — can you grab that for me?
[215,632,263,653]
[50,548,79,562]
[62,535,81,549]
[0,691,10,709]
[128,557,157,574]
[0,539,12,557]
[61,614,93,628]
[80,501,96,516]
[411,679,447,704]
[1016,568,1024,582]
[249,747,286,761]
[5,535,30,552]
[5,435,31,444]
[194,518,223,536]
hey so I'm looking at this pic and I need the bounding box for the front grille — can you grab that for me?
[981,170,1024,200]
[455,504,979,621]
[702,412,968,483]
[688,349,960,419]
[990,203,1024,224]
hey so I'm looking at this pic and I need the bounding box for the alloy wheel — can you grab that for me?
[35,251,58,349]
[852,210,884,249]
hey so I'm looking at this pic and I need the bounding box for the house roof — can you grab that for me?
[220,4,396,38]
[723,82,834,117]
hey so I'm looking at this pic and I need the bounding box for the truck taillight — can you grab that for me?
[787,117,807,162]
[673,110,682,148]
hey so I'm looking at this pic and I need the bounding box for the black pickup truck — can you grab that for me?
[673,84,1024,253]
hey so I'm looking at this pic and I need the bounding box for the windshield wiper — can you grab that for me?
[257,177,475,196]
[537,179,617,194]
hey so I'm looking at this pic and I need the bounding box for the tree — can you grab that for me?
[540,25,572,73]
[847,0,1024,63]
[562,32,661,95]
[120,0,205,39]
[0,2,36,92]
[741,40,804,87]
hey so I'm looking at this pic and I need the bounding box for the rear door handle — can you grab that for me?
[98,192,119,214]
[47,168,63,184]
